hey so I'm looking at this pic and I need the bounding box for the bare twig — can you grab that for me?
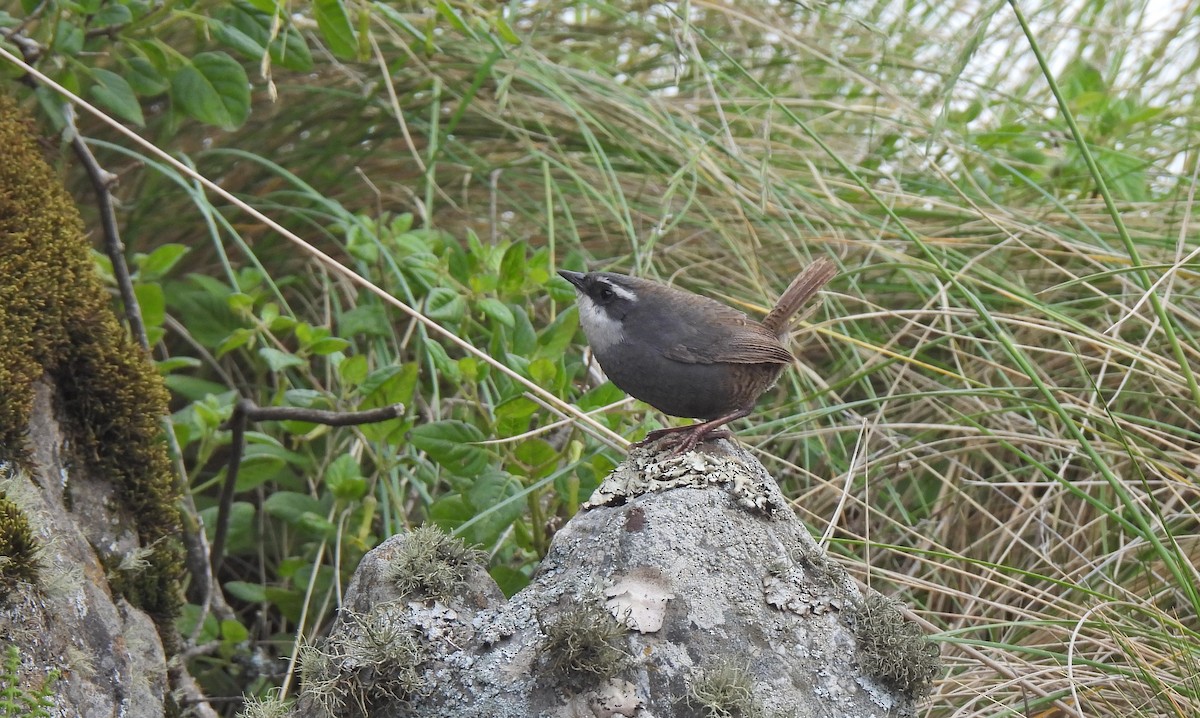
[210,399,405,576]
[63,105,149,349]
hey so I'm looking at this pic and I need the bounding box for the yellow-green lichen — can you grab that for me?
[687,659,768,718]
[0,92,182,626]
[298,604,426,717]
[852,593,942,700]
[384,525,484,603]
[535,601,628,693]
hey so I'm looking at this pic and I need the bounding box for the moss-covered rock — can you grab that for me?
[0,92,182,625]
[0,489,40,599]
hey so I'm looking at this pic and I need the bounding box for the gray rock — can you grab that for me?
[298,440,939,717]
[0,382,170,718]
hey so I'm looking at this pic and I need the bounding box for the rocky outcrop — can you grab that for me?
[295,440,940,717]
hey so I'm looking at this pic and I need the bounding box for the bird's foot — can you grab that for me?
[639,425,733,457]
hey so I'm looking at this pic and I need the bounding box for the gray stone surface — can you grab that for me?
[0,381,169,718]
[300,439,937,717]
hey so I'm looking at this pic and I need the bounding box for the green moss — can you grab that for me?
[0,491,40,600]
[0,93,182,626]
[384,525,484,603]
[851,593,941,700]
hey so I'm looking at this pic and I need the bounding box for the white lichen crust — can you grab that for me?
[584,440,781,515]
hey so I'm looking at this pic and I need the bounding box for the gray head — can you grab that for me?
[557,270,646,352]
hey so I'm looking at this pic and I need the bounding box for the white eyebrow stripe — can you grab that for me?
[599,279,638,302]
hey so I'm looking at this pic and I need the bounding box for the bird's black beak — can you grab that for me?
[557,269,586,291]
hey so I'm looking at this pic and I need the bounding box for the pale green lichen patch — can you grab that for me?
[851,593,942,700]
[535,600,629,693]
[298,603,427,717]
[384,525,485,603]
[687,659,768,718]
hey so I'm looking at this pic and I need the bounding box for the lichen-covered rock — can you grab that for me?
[0,385,170,718]
[297,439,940,717]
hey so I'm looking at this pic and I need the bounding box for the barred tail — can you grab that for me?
[760,257,837,336]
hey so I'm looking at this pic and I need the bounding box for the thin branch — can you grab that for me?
[63,106,149,350]
[210,399,405,576]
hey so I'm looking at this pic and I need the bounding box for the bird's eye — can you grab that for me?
[598,286,615,301]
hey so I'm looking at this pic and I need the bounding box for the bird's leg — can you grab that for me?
[639,407,752,456]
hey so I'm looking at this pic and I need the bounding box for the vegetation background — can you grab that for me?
[3,0,1199,715]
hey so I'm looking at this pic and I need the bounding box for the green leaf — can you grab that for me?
[215,327,255,357]
[220,4,313,72]
[465,471,524,545]
[577,381,626,412]
[410,420,490,478]
[123,56,168,96]
[201,501,256,555]
[259,347,306,372]
[241,0,281,12]
[313,0,357,59]
[428,494,474,532]
[536,308,579,358]
[490,15,520,45]
[209,17,267,61]
[134,283,165,331]
[297,512,336,538]
[425,286,466,323]
[171,52,250,130]
[424,341,462,383]
[489,566,530,597]
[263,491,323,525]
[327,454,368,501]
[361,363,418,406]
[137,243,189,281]
[223,580,267,602]
[513,439,558,479]
[494,396,538,436]
[339,354,368,385]
[307,336,350,355]
[157,356,202,374]
[54,22,84,56]
[231,454,285,491]
[93,4,132,27]
[477,297,514,328]
[498,242,527,296]
[221,619,250,643]
[90,69,144,126]
[340,303,391,337]
[528,357,556,387]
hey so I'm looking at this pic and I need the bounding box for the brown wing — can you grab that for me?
[657,302,794,365]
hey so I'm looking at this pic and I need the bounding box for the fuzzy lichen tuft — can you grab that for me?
[384,525,484,603]
[236,693,295,718]
[851,593,942,699]
[535,601,628,693]
[687,659,767,718]
[298,603,426,718]
[0,93,182,626]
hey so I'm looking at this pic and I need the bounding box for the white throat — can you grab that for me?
[577,297,624,352]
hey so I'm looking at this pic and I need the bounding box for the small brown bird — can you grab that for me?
[558,258,836,454]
